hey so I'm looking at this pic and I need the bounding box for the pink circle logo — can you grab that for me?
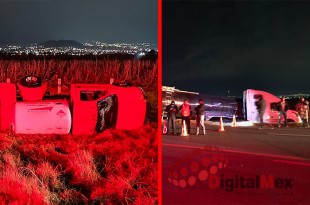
[167,145,229,188]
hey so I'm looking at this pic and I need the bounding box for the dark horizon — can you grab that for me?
[0,0,157,46]
[163,1,310,96]
[0,39,158,48]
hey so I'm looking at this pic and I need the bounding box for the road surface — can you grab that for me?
[162,123,310,205]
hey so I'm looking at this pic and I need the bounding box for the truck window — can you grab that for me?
[270,102,278,111]
[80,90,108,101]
[253,94,262,100]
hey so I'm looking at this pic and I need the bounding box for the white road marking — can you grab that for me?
[267,133,310,137]
[273,159,310,167]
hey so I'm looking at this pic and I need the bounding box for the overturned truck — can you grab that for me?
[162,86,238,120]
[0,76,146,135]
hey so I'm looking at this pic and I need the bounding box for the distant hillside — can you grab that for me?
[39,40,84,48]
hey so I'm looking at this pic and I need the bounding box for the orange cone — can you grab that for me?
[163,120,167,134]
[219,117,225,131]
[181,120,189,136]
[231,115,237,127]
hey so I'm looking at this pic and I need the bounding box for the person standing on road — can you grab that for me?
[194,99,206,135]
[165,101,179,135]
[179,100,192,135]
[277,96,289,127]
[256,95,266,129]
[295,97,309,127]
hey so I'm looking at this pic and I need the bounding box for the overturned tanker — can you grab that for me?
[0,76,146,135]
[162,86,237,120]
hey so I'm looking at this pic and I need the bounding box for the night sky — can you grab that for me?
[163,0,310,96]
[0,0,157,46]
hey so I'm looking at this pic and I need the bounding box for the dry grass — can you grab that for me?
[0,124,157,204]
[0,58,157,91]
[0,153,50,204]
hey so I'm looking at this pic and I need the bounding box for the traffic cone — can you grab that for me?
[219,117,225,131]
[231,115,237,127]
[163,120,167,134]
[181,120,189,136]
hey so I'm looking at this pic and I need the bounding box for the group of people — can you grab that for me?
[164,99,206,135]
[165,96,309,134]
[256,96,309,129]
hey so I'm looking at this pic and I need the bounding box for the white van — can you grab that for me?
[244,89,301,124]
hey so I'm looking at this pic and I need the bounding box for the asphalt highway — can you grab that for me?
[162,123,310,205]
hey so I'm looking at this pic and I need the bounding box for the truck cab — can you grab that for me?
[244,89,301,124]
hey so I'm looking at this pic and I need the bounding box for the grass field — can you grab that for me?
[0,124,157,204]
[0,58,157,91]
